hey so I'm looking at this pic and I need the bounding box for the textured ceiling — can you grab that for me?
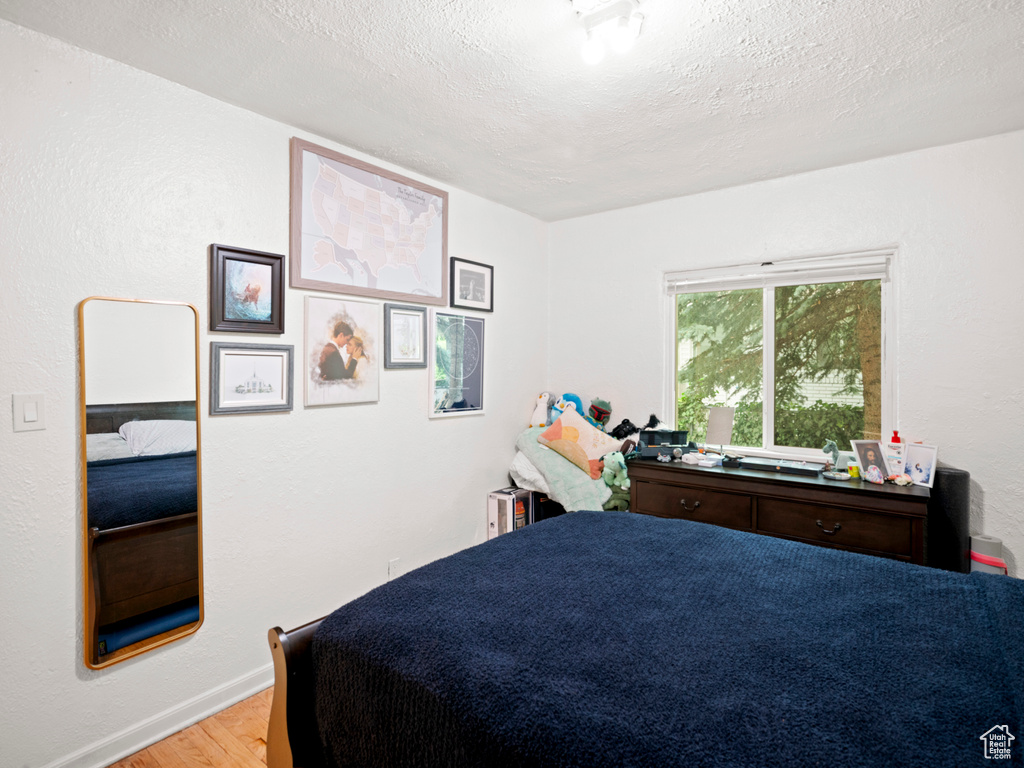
[2,0,1023,221]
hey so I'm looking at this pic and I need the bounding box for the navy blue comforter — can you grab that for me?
[86,452,198,530]
[314,511,1023,768]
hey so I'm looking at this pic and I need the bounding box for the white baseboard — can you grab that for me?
[43,663,275,768]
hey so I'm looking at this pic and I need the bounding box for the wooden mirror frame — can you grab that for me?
[79,297,204,669]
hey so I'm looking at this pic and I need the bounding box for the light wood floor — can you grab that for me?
[108,686,273,768]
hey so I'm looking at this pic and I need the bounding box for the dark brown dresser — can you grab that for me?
[629,459,931,564]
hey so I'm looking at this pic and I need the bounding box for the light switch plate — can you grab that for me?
[12,393,46,432]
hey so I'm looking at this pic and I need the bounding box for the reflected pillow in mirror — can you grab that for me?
[119,420,197,456]
[85,432,136,462]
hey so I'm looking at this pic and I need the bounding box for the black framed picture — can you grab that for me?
[209,244,285,333]
[450,258,493,313]
[384,303,428,369]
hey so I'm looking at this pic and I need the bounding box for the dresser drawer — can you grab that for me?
[757,498,913,557]
[634,481,752,530]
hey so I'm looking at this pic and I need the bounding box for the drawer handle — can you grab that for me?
[816,519,842,535]
[680,499,702,512]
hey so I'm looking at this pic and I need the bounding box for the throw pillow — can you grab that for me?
[538,406,622,479]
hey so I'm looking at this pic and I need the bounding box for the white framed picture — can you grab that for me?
[210,342,293,414]
[304,295,380,406]
[428,310,485,418]
[904,443,938,487]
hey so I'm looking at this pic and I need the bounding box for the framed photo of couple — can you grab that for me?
[304,295,380,407]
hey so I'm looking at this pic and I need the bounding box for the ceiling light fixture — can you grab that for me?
[573,0,644,65]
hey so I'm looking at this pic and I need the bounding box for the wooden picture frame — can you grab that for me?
[210,342,293,414]
[384,303,427,369]
[209,244,284,333]
[289,137,448,305]
[429,310,484,418]
[450,257,494,312]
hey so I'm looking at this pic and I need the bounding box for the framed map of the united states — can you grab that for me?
[290,138,448,305]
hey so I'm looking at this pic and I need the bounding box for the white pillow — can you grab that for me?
[509,450,550,494]
[118,420,197,456]
[85,432,136,462]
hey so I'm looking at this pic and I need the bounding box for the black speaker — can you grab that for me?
[926,467,971,573]
[531,492,567,523]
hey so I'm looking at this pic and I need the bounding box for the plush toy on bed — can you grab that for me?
[551,393,584,421]
[601,451,630,491]
[529,392,552,428]
[587,398,612,431]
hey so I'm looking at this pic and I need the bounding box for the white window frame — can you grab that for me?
[663,248,898,462]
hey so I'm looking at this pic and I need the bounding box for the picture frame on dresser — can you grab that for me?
[904,443,938,487]
[209,244,284,333]
[851,439,890,482]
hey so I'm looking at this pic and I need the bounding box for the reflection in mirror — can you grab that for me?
[79,298,203,669]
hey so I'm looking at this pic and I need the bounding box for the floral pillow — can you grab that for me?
[537,406,622,479]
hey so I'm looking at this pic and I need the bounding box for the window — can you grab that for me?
[667,250,894,455]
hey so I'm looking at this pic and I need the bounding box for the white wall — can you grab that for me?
[549,130,1024,577]
[0,20,548,768]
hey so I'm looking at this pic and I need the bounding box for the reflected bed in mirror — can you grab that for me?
[79,298,203,669]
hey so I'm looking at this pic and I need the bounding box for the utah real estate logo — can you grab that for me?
[980,725,1015,760]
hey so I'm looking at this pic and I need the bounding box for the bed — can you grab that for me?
[268,511,1023,768]
[85,401,201,660]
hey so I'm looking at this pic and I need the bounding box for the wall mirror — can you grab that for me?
[79,297,203,669]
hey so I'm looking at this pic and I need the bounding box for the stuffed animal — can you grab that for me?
[601,451,630,491]
[551,393,584,421]
[642,414,667,431]
[587,398,612,430]
[609,418,640,439]
[529,392,552,428]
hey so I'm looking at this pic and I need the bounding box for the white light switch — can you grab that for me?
[12,394,46,432]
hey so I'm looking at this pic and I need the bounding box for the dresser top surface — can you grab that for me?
[630,458,931,502]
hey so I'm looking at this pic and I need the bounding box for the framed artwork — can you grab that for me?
[429,310,484,418]
[904,443,939,487]
[290,137,448,305]
[384,303,427,369]
[304,295,380,406]
[850,439,889,483]
[209,244,284,333]
[210,342,293,414]
[450,258,493,312]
